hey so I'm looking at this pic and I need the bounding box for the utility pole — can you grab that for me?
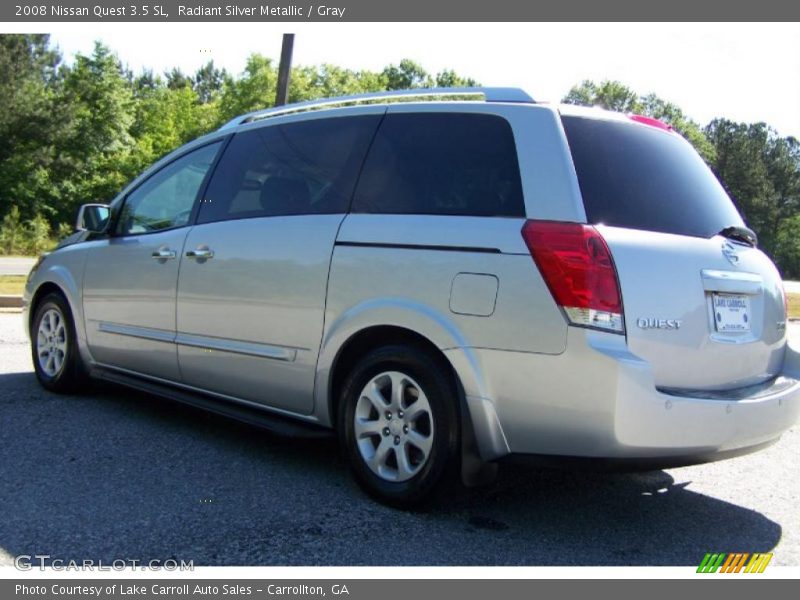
[275,33,295,107]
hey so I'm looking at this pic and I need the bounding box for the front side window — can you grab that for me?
[116,142,221,236]
[351,112,525,217]
[197,115,381,224]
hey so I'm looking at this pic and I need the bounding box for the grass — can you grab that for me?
[0,275,26,295]
[788,292,800,320]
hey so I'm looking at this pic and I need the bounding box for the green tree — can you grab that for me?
[56,42,136,221]
[289,63,386,102]
[193,60,226,104]
[165,67,191,90]
[218,54,277,124]
[216,54,479,126]
[765,135,800,236]
[0,34,64,221]
[774,215,800,278]
[133,69,158,94]
[563,79,641,113]
[0,206,24,254]
[25,212,51,254]
[128,83,215,173]
[705,119,800,263]
[381,59,432,90]
[435,69,478,88]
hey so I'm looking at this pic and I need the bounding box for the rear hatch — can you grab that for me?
[561,112,787,392]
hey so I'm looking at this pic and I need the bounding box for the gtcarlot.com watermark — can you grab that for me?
[14,554,194,571]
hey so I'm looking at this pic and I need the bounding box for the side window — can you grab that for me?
[197,115,382,224]
[352,112,525,217]
[116,142,221,236]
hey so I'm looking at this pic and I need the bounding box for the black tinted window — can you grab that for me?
[562,116,744,238]
[198,115,381,224]
[352,113,524,217]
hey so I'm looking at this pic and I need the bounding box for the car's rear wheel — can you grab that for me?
[31,293,86,393]
[338,344,459,507]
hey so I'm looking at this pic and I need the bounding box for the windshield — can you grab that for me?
[561,115,745,238]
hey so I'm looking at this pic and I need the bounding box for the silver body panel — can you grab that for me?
[82,229,191,380]
[601,226,786,391]
[176,215,343,414]
[23,96,800,467]
[329,215,566,355]
[449,328,800,459]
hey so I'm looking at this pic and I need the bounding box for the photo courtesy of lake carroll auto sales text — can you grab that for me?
[15,584,352,596]
[2,0,800,596]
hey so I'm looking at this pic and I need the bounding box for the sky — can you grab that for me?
[6,22,800,138]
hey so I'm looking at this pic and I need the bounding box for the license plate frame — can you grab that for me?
[712,293,752,333]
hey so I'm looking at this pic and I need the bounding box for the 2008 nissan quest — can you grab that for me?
[24,87,800,506]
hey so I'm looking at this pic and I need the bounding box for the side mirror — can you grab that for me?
[76,203,110,233]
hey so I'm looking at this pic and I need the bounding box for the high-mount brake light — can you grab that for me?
[628,114,673,132]
[521,221,625,333]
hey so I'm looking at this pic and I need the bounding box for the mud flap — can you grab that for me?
[459,392,498,487]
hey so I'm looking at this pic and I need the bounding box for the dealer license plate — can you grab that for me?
[712,293,751,333]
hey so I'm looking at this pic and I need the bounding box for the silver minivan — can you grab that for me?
[24,88,800,506]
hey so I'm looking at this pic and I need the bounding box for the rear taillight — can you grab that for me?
[521,220,624,333]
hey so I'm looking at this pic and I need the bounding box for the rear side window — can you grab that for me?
[197,115,381,224]
[352,113,524,217]
[562,115,744,238]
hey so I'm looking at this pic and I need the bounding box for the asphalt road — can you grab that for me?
[0,312,798,567]
[0,257,36,276]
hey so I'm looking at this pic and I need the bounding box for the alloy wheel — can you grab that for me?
[36,307,68,377]
[353,371,435,482]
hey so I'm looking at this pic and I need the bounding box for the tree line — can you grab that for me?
[1,35,799,278]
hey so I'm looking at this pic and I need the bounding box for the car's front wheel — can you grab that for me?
[31,292,86,393]
[338,344,460,507]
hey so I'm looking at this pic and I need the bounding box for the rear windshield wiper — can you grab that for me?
[718,225,757,247]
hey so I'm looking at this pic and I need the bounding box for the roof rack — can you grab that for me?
[217,87,535,131]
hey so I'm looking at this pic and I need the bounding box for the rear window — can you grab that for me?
[352,112,524,217]
[561,115,744,238]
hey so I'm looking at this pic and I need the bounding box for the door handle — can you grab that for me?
[186,248,214,260]
[151,249,176,260]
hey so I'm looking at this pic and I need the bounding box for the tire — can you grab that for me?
[338,344,460,508]
[31,292,86,393]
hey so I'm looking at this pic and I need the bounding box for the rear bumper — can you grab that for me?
[447,328,800,463]
[498,438,780,472]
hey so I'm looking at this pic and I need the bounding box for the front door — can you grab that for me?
[82,142,222,380]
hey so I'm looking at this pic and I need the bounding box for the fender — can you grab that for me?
[313,296,510,460]
[25,246,93,367]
